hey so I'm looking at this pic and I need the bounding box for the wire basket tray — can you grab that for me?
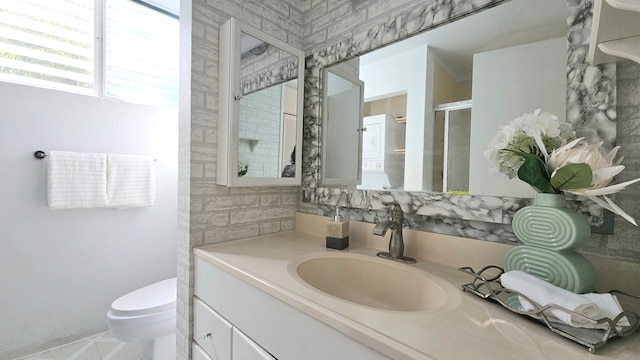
[459,265,640,353]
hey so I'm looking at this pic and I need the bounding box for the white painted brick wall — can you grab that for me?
[178,1,304,359]
[239,85,283,177]
[302,0,431,54]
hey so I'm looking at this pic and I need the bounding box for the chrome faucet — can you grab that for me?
[373,201,416,264]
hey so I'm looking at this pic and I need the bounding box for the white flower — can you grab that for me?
[547,138,640,226]
[485,109,575,178]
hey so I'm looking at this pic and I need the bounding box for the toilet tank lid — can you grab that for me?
[111,277,177,317]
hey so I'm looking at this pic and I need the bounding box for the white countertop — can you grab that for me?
[194,229,640,360]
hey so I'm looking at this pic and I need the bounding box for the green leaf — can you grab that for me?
[550,163,593,190]
[516,154,555,193]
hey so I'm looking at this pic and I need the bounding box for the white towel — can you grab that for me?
[47,151,108,209]
[501,271,626,329]
[106,154,156,208]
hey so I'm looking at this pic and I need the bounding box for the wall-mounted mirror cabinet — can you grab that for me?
[588,0,640,65]
[217,18,305,187]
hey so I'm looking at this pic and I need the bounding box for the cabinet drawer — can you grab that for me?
[194,298,232,360]
[193,342,213,360]
[233,328,276,360]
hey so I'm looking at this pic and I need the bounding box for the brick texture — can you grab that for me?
[179,1,640,359]
[178,1,304,358]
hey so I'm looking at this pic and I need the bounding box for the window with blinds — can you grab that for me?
[0,0,178,108]
[0,0,94,93]
[105,0,179,108]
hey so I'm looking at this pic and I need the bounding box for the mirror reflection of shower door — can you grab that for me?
[435,101,472,193]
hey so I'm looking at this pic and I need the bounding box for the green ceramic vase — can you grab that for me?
[512,193,591,250]
[505,193,596,293]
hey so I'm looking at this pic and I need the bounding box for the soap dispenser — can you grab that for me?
[326,207,349,250]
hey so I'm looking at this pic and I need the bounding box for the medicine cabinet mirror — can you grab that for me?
[217,18,304,187]
[321,61,364,187]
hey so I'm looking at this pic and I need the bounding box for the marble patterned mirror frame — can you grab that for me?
[301,0,616,242]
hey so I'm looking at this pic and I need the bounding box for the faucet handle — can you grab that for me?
[382,201,403,213]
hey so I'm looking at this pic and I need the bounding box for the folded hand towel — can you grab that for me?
[501,271,626,329]
[47,151,108,209]
[106,154,156,208]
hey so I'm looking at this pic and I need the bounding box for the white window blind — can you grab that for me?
[0,0,94,93]
[0,0,179,108]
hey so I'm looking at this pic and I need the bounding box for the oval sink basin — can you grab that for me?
[293,254,449,312]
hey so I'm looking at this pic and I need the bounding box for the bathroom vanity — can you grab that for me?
[193,252,388,360]
[192,214,640,359]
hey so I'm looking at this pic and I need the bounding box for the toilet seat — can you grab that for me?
[110,278,177,316]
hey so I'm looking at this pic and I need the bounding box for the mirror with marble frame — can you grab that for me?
[217,17,304,187]
[319,0,569,198]
[302,0,617,235]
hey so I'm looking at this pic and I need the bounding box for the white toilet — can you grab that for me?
[107,277,177,360]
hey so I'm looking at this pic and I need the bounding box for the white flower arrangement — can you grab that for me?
[484,109,640,225]
[484,109,576,179]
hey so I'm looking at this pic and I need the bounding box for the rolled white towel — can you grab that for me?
[501,271,626,329]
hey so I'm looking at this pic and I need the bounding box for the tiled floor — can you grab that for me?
[16,332,143,360]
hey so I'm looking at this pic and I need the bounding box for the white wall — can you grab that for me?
[0,82,178,357]
[468,37,567,197]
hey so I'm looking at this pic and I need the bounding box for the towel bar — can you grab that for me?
[34,151,47,159]
[34,151,156,162]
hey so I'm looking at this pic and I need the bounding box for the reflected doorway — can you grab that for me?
[433,100,472,194]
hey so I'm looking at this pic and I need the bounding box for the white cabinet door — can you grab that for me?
[233,328,276,360]
[193,343,214,360]
[194,298,233,360]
